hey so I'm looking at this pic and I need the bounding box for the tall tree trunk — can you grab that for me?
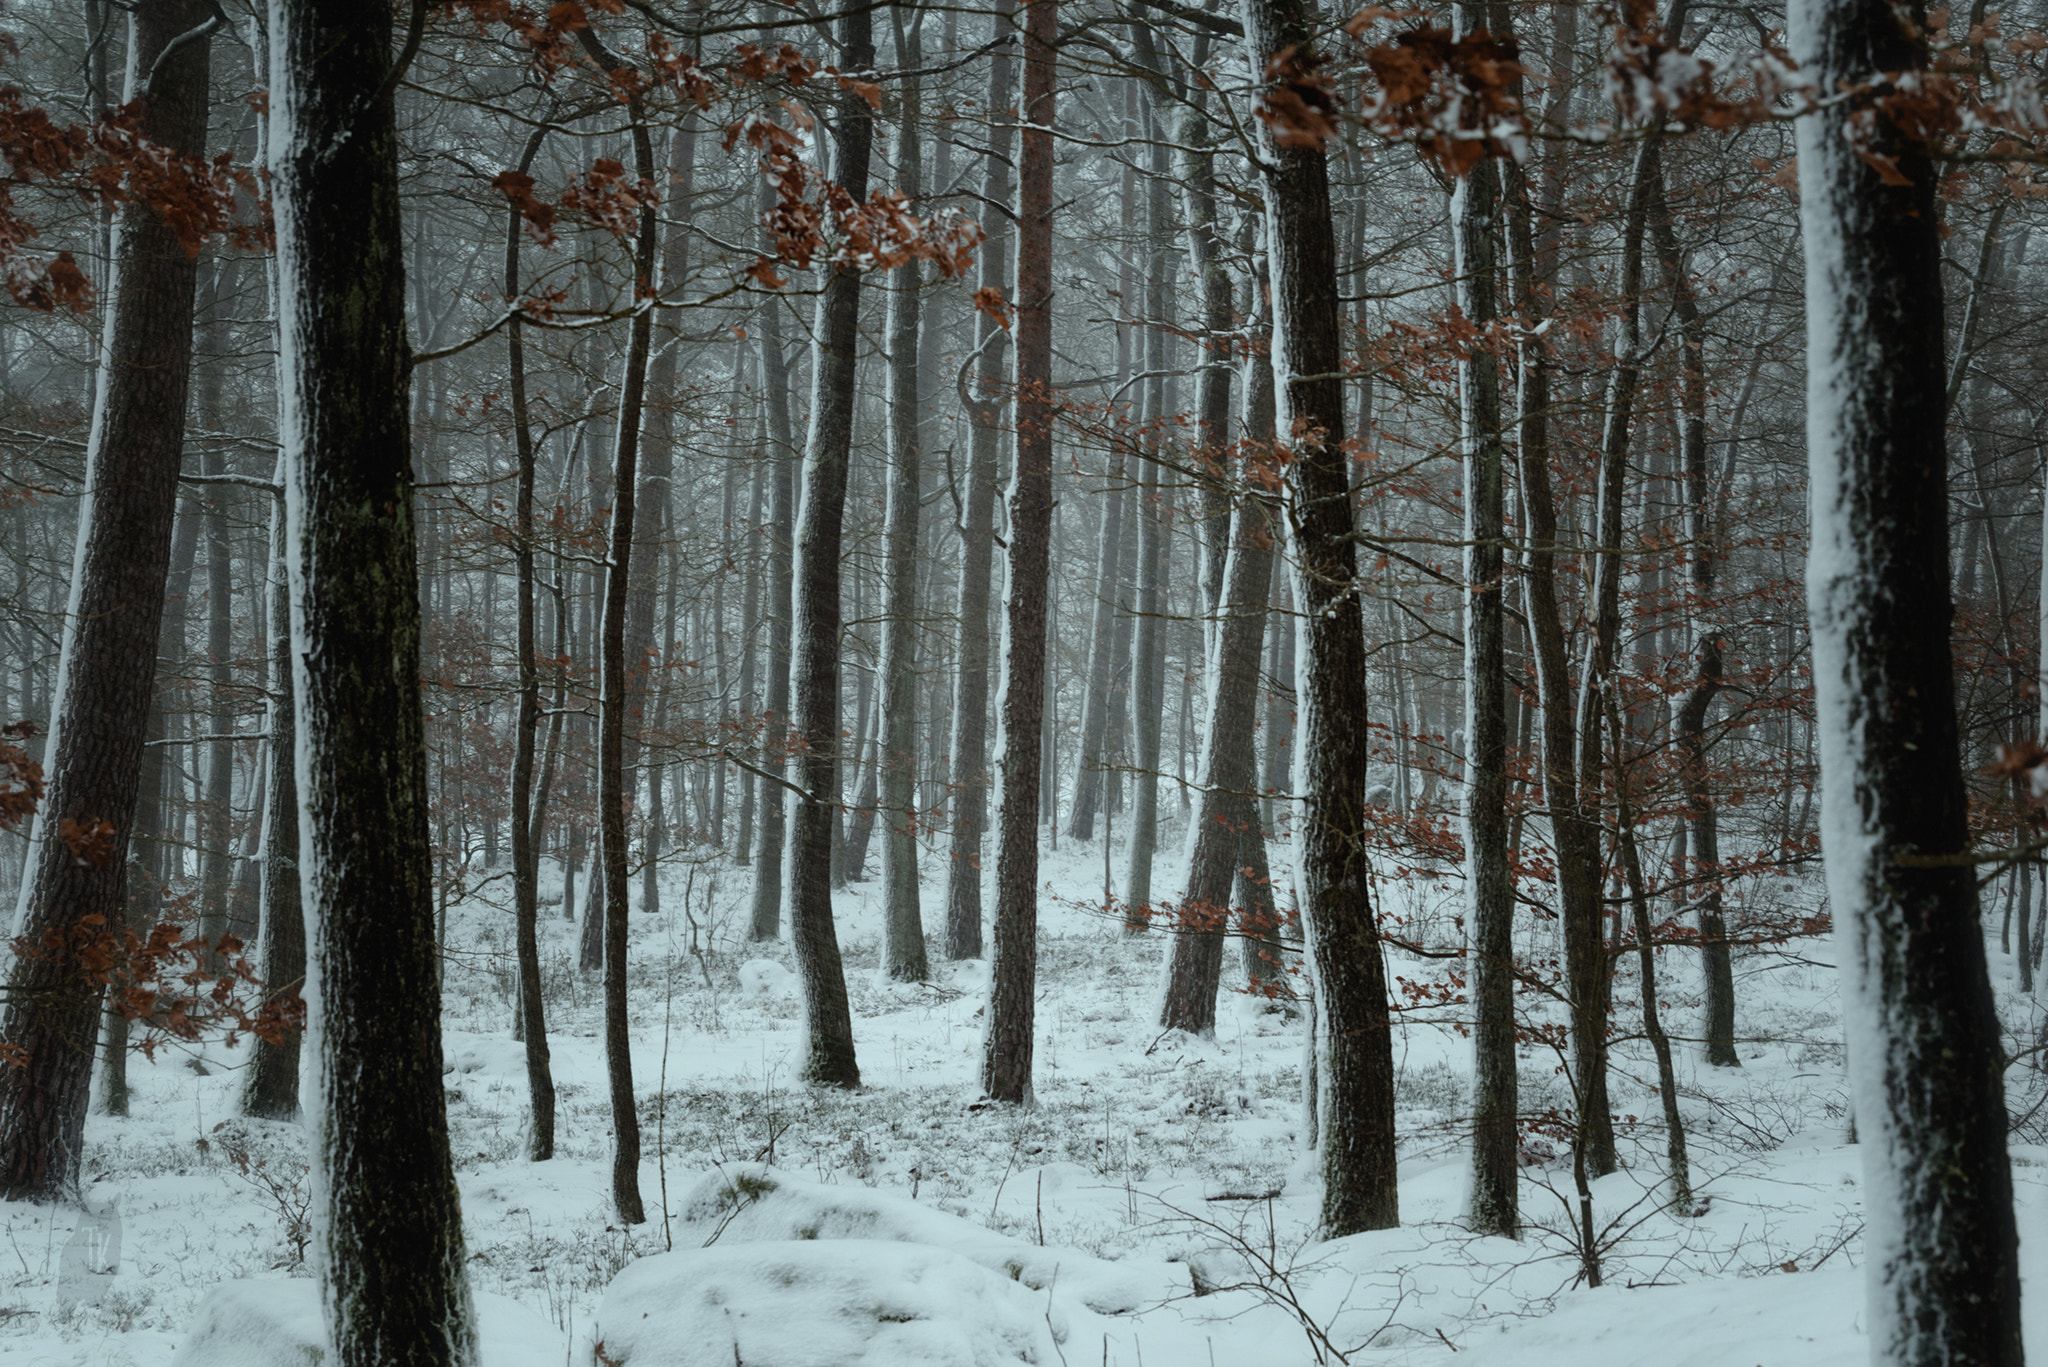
[1242,0,1397,1236]
[574,24,655,1225]
[982,0,1056,1105]
[748,298,798,940]
[1455,22,1516,1232]
[786,0,875,1088]
[504,122,555,1160]
[271,0,478,1358]
[1796,0,2023,1354]
[880,26,929,982]
[0,0,212,1202]
[1068,454,1127,841]
[943,0,1016,960]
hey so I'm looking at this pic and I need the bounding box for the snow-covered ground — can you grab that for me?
[8,823,2047,1365]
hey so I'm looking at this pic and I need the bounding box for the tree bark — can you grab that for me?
[272,0,479,1358]
[944,0,1017,960]
[1795,0,2023,1354]
[1242,0,1397,1236]
[786,0,875,1088]
[982,0,1056,1106]
[0,0,212,1202]
[747,297,798,940]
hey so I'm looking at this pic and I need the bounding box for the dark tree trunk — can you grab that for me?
[1242,0,1397,1236]
[574,25,655,1224]
[0,0,212,1202]
[786,0,875,1088]
[1068,453,1127,842]
[879,44,928,983]
[1796,0,2023,1355]
[272,1,478,1359]
[505,122,556,1160]
[982,0,1056,1106]
[1455,61,1515,1235]
[943,0,1016,961]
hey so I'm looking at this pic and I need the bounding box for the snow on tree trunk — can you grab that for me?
[982,0,1057,1106]
[942,0,1016,962]
[1794,0,2024,1355]
[270,0,479,1359]
[0,0,213,1202]
[785,2,875,1087]
[1241,0,1398,1237]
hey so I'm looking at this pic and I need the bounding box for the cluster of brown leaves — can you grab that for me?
[0,78,257,313]
[726,106,984,287]
[1256,43,1342,149]
[448,0,628,79]
[57,814,116,867]
[8,915,301,1067]
[1352,13,1526,177]
[0,721,39,832]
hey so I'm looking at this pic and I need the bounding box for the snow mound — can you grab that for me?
[592,1239,1065,1367]
[169,1279,564,1367]
[1455,1266,1866,1367]
[675,1163,1183,1314]
[737,959,796,997]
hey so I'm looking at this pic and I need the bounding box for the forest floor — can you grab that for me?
[6,816,2048,1365]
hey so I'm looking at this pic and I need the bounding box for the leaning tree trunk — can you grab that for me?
[982,0,1057,1106]
[1242,0,1397,1237]
[272,1,478,1360]
[1795,0,2023,1357]
[786,0,876,1088]
[0,0,212,1203]
[943,0,1016,960]
[1454,37,1516,1236]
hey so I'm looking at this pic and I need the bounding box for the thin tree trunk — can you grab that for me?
[786,0,876,1088]
[982,0,1056,1105]
[748,299,798,939]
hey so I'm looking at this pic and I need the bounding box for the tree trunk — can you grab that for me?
[786,0,875,1088]
[880,33,929,983]
[272,0,478,1357]
[0,0,212,1202]
[943,0,1016,961]
[1159,489,1274,1035]
[748,300,798,940]
[504,122,555,1160]
[982,0,1056,1106]
[1242,0,1397,1236]
[1455,54,1515,1234]
[1796,0,2023,1352]
[1068,453,1127,841]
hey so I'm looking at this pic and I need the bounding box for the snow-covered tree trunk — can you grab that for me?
[982,0,1057,1106]
[270,0,478,1359]
[1242,0,1397,1237]
[1794,0,2024,1354]
[942,0,1015,961]
[0,0,214,1202]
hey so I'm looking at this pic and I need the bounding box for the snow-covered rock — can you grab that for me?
[169,1279,564,1367]
[591,1238,1065,1367]
[675,1163,1184,1315]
